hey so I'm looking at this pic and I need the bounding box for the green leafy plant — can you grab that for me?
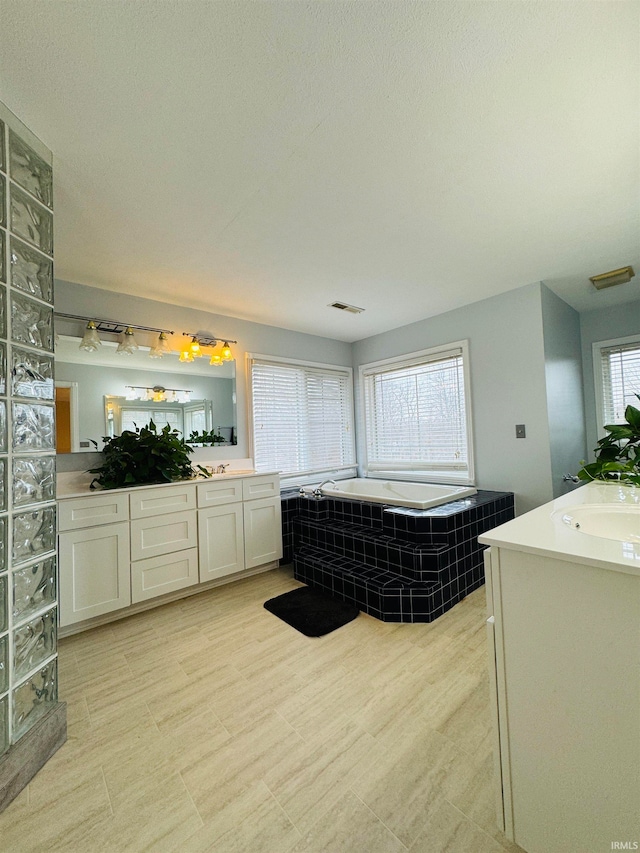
[578,396,640,487]
[89,420,210,490]
[187,428,226,445]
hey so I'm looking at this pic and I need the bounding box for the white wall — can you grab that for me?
[580,298,640,459]
[352,283,554,514]
[55,279,353,469]
[540,285,587,497]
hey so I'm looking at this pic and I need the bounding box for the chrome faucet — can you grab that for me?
[562,473,580,483]
[313,479,336,497]
[216,463,229,474]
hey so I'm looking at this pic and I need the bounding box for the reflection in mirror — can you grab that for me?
[54,336,236,453]
[104,396,219,440]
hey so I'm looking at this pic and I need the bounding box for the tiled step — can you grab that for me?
[293,517,452,583]
[293,545,463,623]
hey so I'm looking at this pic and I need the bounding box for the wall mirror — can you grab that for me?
[54,335,237,453]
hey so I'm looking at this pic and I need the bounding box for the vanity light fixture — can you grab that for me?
[55,313,175,357]
[149,331,172,359]
[79,320,101,352]
[125,385,192,404]
[116,327,139,355]
[182,332,238,366]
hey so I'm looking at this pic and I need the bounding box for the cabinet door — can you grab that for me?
[130,510,197,562]
[131,548,199,604]
[58,523,131,626]
[243,496,282,569]
[198,504,244,582]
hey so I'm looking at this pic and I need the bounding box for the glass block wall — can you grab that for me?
[0,104,57,756]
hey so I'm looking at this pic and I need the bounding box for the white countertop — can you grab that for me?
[57,465,279,500]
[479,481,640,576]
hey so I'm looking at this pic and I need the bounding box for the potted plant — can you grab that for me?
[89,420,209,490]
[578,396,640,487]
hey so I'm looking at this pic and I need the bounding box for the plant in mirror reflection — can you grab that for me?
[88,420,211,490]
[578,396,640,487]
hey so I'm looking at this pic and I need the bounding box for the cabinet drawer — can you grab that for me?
[197,479,243,507]
[58,494,129,531]
[130,485,196,519]
[242,475,279,502]
[131,548,199,603]
[131,510,197,561]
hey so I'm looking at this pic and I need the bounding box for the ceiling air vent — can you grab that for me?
[329,301,365,314]
[589,266,635,290]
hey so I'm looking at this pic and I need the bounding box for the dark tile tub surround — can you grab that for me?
[280,489,514,622]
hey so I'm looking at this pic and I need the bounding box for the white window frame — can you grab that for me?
[593,334,640,438]
[358,340,475,485]
[247,352,357,487]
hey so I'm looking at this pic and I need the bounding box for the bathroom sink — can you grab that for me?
[554,504,640,543]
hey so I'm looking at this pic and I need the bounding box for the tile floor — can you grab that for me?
[0,566,524,852]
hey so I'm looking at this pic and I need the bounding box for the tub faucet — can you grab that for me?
[562,473,580,483]
[313,479,336,497]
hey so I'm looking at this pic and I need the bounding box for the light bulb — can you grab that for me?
[116,327,139,355]
[79,320,101,352]
[149,331,172,358]
[189,337,202,357]
[210,353,222,366]
[179,350,193,363]
[221,342,233,361]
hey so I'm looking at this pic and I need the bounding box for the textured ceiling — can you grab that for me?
[1,1,638,342]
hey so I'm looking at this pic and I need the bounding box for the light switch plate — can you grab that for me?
[516,424,526,438]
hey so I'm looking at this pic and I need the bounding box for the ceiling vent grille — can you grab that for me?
[329,301,365,314]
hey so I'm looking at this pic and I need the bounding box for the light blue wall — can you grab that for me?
[580,298,640,458]
[55,279,353,469]
[352,283,553,514]
[540,285,587,497]
[57,277,601,514]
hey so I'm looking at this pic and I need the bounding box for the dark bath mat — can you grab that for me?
[264,586,359,637]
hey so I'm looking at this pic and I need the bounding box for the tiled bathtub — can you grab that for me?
[281,489,515,622]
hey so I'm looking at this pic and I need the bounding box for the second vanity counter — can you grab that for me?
[57,468,283,633]
[479,480,640,576]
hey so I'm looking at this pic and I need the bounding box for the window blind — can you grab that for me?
[362,347,471,478]
[250,357,355,478]
[600,341,640,424]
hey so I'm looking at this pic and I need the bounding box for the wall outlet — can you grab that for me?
[515,424,526,439]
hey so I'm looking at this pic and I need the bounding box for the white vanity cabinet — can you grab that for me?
[129,485,199,603]
[481,493,640,853]
[57,472,282,633]
[242,475,282,569]
[196,474,282,580]
[58,494,131,626]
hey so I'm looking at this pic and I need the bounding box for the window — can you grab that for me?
[249,354,356,482]
[595,335,640,433]
[360,341,474,484]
